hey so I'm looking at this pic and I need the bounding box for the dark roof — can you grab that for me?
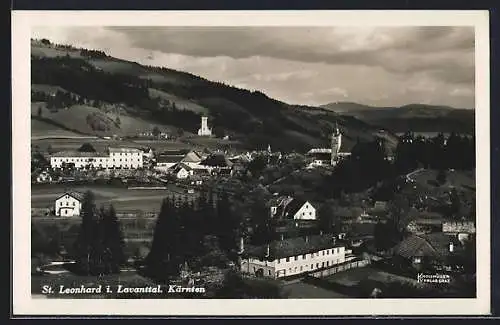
[200,154,234,167]
[172,162,193,172]
[157,155,183,164]
[244,234,344,260]
[394,233,460,260]
[161,149,190,156]
[56,191,85,202]
[283,199,308,218]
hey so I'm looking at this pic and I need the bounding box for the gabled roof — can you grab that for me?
[172,162,193,172]
[244,234,344,260]
[200,154,234,167]
[283,199,310,218]
[394,233,460,260]
[56,191,85,202]
[108,147,142,153]
[181,150,203,163]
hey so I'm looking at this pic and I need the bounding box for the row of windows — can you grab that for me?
[278,248,342,264]
[57,201,77,207]
[111,152,140,156]
[277,260,341,275]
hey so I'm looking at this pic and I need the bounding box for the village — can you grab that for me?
[31,115,477,299]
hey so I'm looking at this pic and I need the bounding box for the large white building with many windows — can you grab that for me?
[50,147,144,170]
[240,234,353,278]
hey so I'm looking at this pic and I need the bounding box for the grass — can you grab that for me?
[283,281,348,298]
[31,184,192,211]
[410,169,475,191]
[148,88,210,114]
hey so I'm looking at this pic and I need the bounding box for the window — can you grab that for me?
[294,256,298,261]
[302,254,306,259]
[316,263,319,268]
[268,270,271,276]
[300,266,303,271]
[326,261,329,266]
[289,268,292,273]
[311,264,313,269]
[277,259,280,264]
[327,250,330,255]
[286,257,289,262]
[294,267,297,272]
[322,251,325,256]
[322,262,325,268]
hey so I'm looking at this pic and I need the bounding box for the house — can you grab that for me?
[155,155,183,172]
[393,233,461,270]
[36,171,52,183]
[55,191,84,217]
[181,150,203,168]
[240,234,349,278]
[171,163,194,179]
[270,197,317,220]
[442,221,476,242]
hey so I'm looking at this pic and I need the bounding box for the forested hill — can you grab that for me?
[30,39,399,153]
[321,102,474,135]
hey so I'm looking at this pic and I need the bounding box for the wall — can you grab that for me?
[274,247,346,277]
[240,258,276,278]
[309,259,371,278]
[293,202,316,220]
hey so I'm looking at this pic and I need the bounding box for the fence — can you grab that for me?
[309,258,371,278]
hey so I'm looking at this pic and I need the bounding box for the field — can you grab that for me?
[31,184,194,212]
[283,281,348,298]
[324,267,418,287]
[409,169,475,191]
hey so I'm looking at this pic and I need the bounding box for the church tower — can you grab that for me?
[197,116,212,136]
[331,122,342,165]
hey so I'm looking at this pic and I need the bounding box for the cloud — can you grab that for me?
[31,26,475,108]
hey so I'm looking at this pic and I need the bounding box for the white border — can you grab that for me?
[12,10,491,316]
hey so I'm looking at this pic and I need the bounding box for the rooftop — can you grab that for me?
[108,147,143,153]
[394,233,460,260]
[51,151,108,158]
[244,234,344,260]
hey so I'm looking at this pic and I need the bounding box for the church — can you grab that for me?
[306,123,347,168]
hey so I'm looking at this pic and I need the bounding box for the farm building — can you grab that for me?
[240,234,350,279]
[54,191,84,217]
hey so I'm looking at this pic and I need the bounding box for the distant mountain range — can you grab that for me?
[30,39,400,153]
[320,102,474,134]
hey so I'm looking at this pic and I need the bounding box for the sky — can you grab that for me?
[32,26,475,108]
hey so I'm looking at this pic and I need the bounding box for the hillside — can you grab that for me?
[321,102,474,135]
[30,39,399,153]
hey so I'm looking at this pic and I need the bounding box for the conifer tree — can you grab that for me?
[73,191,99,275]
[101,204,125,274]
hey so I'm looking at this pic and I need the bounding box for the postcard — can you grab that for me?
[11,9,491,316]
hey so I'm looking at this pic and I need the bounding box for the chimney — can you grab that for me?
[332,237,337,245]
[280,233,284,241]
[265,244,270,258]
[449,242,454,253]
[320,230,323,236]
[305,236,309,243]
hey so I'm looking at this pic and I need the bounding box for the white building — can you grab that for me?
[54,191,84,217]
[270,196,317,220]
[171,163,194,179]
[240,235,351,278]
[197,116,212,136]
[50,147,144,170]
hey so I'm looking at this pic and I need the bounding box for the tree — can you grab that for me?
[78,143,96,153]
[73,191,99,275]
[37,106,43,117]
[436,169,447,186]
[152,126,161,138]
[145,197,183,280]
[100,205,125,273]
[115,116,121,126]
[213,126,225,139]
